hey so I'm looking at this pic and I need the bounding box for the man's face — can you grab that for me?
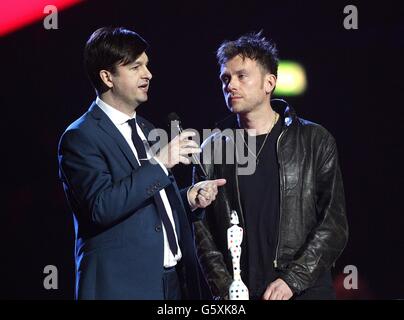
[219,55,270,114]
[111,52,152,108]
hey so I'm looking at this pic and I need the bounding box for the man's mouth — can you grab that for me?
[138,83,149,91]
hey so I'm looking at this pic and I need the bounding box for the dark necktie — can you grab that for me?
[127,118,179,256]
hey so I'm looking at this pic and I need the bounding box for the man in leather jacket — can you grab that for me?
[192,32,348,300]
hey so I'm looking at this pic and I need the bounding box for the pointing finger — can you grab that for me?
[213,179,226,187]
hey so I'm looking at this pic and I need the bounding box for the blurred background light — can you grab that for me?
[274,60,307,96]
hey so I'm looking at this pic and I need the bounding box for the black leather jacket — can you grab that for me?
[193,99,348,299]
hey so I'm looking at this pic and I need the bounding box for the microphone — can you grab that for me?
[167,112,208,178]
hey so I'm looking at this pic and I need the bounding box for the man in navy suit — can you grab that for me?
[58,27,225,299]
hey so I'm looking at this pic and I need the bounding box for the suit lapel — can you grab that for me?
[136,116,159,148]
[137,117,150,138]
[89,102,140,170]
[89,103,183,233]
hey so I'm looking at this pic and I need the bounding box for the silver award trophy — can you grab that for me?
[227,210,249,300]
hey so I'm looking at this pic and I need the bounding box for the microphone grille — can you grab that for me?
[167,112,181,122]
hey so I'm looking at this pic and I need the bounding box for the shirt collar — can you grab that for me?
[96,96,136,125]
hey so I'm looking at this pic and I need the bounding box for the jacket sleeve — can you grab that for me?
[179,186,204,222]
[280,133,349,294]
[192,139,233,299]
[58,128,172,227]
[194,219,233,299]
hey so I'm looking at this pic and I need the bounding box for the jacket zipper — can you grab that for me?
[274,128,287,269]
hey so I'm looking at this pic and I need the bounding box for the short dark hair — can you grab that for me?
[216,31,279,77]
[84,27,148,94]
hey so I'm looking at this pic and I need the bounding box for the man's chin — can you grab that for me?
[137,96,148,104]
[228,104,245,114]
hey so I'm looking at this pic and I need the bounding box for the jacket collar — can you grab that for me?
[215,98,297,130]
[272,98,296,127]
[95,96,136,125]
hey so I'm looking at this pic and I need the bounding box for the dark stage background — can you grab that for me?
[1,0,403,299]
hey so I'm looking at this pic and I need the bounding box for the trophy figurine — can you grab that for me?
[227,210,249,300]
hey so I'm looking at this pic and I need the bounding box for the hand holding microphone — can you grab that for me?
[164,113,225,210]
[166,112,208,177]
[154,129,201,169]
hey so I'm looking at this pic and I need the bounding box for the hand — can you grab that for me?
[188,179,227,210]
[155,131,201,169]
[262,278,293,300]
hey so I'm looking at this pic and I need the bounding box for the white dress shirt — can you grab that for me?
[96,97,182,267]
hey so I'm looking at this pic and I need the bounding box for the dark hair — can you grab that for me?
[216,31,279,77]
[84,27,148,94]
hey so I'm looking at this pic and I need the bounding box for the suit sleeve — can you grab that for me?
[58,128,172,227]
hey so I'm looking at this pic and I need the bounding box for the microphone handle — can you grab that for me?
[176,124,208,178]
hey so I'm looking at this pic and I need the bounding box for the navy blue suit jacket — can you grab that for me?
[58,102,203,299]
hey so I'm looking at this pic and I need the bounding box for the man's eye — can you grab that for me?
[131,65,139,70]
[238,74,246,79]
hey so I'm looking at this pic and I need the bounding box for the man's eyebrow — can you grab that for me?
[235,68,247,74]
[132,58,149,65]
[220,69,247,78]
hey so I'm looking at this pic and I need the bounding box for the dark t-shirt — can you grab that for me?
[238,117,282,299]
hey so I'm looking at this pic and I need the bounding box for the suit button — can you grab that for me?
[155,225,162,232]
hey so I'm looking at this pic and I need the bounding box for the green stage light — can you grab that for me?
[274,61,307,96]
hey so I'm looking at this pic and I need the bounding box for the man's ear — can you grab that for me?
[99,70,114,89]
[265,73,277,95]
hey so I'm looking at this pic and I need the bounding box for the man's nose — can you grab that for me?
[226,79,236,92]
[144,67,152,80]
